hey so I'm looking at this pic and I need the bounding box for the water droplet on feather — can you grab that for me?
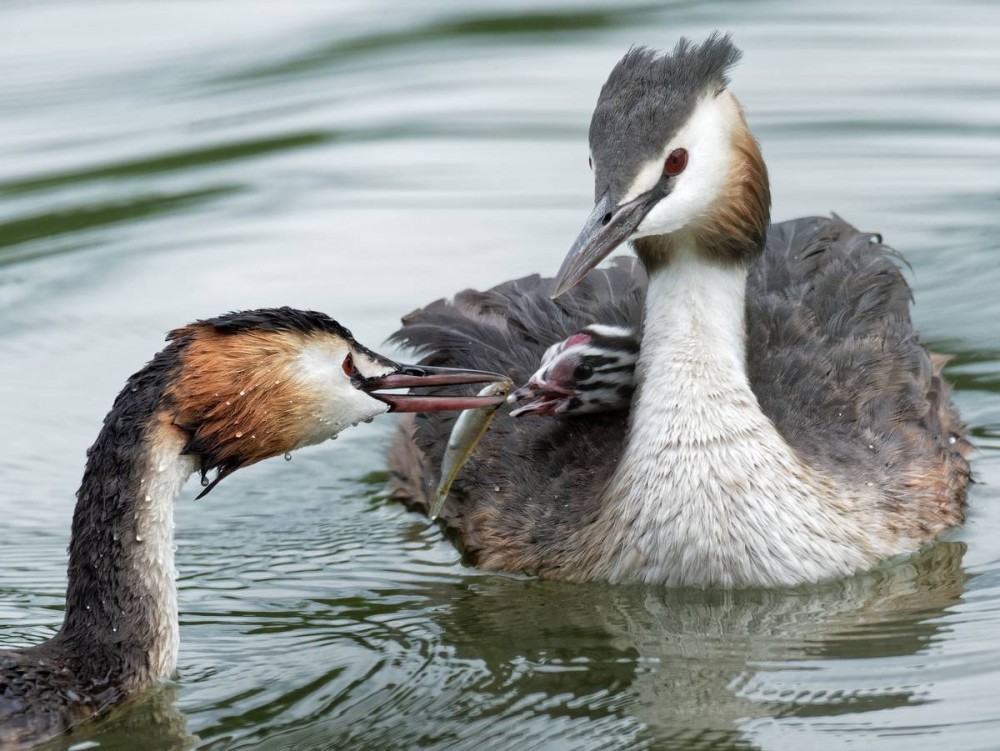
[284,452,292,461]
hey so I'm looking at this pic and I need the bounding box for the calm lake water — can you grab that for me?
[1,2,999,749]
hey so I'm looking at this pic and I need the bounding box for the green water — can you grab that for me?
[1,2,999,749]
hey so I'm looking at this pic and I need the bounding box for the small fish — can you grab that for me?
[430,378,512,519]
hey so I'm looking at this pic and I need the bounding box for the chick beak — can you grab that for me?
[361,364,508,412]
[507,378,575,418]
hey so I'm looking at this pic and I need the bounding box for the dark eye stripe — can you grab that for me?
[593,373,635,388]
[590,338,640,354]
[581,379,630,391]
[581,355,621,368]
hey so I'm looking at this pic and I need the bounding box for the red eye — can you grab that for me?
[664,148,688,177]
[342,353,355,377]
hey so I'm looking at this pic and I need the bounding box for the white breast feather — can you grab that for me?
[595,248,909,587]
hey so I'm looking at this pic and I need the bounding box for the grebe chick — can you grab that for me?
[0,307,502,749]
[389,35,972,588]
[509,324,638,417]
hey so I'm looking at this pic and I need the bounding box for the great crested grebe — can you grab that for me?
[0,308,502,748]
[389,35,972,588]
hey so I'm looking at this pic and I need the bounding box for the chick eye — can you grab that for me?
[588,156,593,170]
[664,148,688,177]
[342,353,355,377]
[574,363,594,381]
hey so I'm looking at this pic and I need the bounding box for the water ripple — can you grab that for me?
[2,2,1000,750]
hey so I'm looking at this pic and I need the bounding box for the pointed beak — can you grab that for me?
[361,364,508,413]
[509,378,574,403]
[507,378,575,418]
[551,190,655,299]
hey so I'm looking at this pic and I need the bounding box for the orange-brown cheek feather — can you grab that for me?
[164,328,319,490]
[635,103,770,271]
[700,108,770,264]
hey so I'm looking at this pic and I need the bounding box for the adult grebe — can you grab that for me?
[388,35,972,588]
[0,307,502,748]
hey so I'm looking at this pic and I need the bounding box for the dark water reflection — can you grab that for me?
[2,1,1000,749]
[45,528,974,750]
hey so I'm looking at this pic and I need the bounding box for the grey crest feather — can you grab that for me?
[590,33,742,201]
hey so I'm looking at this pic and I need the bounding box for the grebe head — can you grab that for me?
[552,33,770,297]
[508,324,638,417]
[164,308,503,494]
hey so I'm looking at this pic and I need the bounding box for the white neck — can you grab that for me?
[589,243,890,587]
[135,430,196,679]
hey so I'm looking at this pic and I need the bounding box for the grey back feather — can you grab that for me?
[747,216,968,531]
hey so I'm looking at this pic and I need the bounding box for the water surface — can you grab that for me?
[1,2,999,749]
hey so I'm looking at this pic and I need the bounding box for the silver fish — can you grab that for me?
[430,378,512,519]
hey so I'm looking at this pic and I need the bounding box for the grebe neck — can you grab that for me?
[57,357,193,687]
[586,239,886,587]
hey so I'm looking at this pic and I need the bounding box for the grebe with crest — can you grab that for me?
[388,35,971,588]
[0,307,503,748]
